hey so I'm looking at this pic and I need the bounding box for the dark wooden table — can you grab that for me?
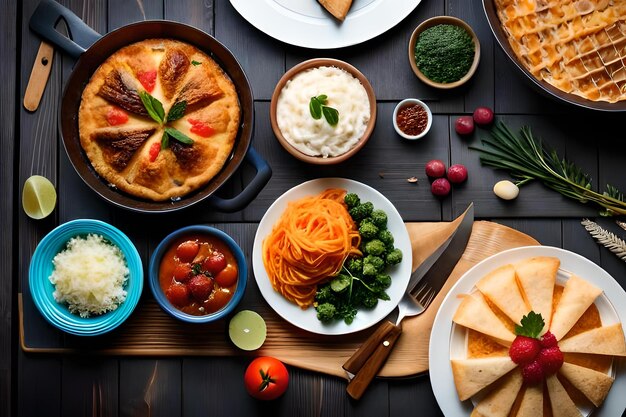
[2,0,626,416]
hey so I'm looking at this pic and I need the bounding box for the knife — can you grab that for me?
[343,203,474,400]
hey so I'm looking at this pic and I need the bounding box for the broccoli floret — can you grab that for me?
[361,293,379,309]
[346,258,363,275]
[364,239,386,256]
[371,209,388,229]
[359,221,379,240]
[316,303,337,322]
[378,229,394,247]
[344,193,360,208]
[386,248,403,265]
[363,254,385,272]
[315,285,335,304]
[362,262,377,276]
[349,201,374,221]
[330,274,351,293]
[338,304,357,324]
[375,274,392,290]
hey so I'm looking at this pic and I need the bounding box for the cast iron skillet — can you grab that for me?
[29,0,272,213]
[483,0,626,112]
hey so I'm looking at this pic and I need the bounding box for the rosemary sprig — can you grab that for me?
[581,219,626,262]
[470,122,626,217]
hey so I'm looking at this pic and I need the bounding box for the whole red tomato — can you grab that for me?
[244,357,289,400]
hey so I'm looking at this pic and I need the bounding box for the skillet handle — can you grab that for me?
[29,0,101,59]
[207,147,272,213]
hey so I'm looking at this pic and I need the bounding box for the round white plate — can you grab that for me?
[252,178,412,335]
[429,246,626,417]
[229,0,422,49]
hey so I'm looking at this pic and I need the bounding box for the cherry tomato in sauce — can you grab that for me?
[137,69,157,92]
[106,107,129,126]
[166,283,190,307]
[188,275,214,301]
[203,252,227,275]
[203,288,232,314]
[215,264,238,287]
[159,234,238,316]
[176,240,199,263]
[188,118,215,137]
[148,142,160,162]
[173,263,192,282]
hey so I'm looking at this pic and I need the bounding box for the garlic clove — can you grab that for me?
[493,180,520,200]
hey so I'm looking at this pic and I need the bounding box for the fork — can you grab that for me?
[343,203,474,400]
[342,277,436,397]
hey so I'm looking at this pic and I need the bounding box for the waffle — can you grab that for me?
[495,0,626,102]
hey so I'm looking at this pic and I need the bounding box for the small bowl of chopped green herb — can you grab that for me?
[408,16,480,89]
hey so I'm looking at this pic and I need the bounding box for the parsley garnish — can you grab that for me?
[191,60,202,66]
[515,311,545,338]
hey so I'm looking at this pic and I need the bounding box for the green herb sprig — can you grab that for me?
[515,311,545,338]
[309,95,339,126]
[139,91,165,124]
[139,91,193,149]
[471,122,626,216]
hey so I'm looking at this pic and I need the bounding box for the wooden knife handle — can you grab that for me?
[343,320,398,375]
[345,322,402,400]
[23,41,54,112]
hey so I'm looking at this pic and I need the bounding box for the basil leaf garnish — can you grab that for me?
[166,101,187,122]
[161,131,170,150]
[322,106,339,126]
[164,127,194,145]
[309,97,322,120]
[139,91,165,124]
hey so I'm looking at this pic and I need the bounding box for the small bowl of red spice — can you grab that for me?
[392,98,432,140]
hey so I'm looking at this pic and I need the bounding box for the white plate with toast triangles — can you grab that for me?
[430,246,626,417]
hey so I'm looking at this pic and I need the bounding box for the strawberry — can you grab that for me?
[537,346,564,375]
[509,336,541,364]
[509,311,546,366]
[521,360,544,385]
[540,331,558,348]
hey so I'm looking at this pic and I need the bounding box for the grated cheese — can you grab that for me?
[49,234,129,318]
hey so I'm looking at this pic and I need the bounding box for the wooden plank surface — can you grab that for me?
[7,0,626,416]
[0,1,17,415]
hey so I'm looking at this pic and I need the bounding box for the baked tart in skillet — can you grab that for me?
[78,39,240,201]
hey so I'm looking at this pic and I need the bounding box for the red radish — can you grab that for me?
[447,164,468,184]
[431,178,451,197]
[455,116,474,135]
[473,107,494,126]
[425,159,446,178]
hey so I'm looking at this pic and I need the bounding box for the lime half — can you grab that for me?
[229,310,267,351]
[22,175,57,219]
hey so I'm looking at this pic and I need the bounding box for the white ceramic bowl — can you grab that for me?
[392,98,433,140]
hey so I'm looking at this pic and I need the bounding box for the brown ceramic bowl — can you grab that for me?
[270,58,377,165]
[408,16,481,89]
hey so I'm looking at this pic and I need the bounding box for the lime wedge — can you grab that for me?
[22,175,57,219]
[229,310,267,351]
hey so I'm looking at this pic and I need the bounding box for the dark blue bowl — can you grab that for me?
[149,225,247,323]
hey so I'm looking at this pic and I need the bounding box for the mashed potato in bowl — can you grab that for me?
[276,66,371,158]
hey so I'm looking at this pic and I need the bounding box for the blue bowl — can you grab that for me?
[28,219,143,336]
[149,225,247,323]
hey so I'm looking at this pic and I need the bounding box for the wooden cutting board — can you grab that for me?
[19,220,538,379]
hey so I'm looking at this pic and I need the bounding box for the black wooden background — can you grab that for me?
[2,0,626,416]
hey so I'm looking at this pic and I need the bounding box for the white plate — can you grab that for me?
[229,0,421,49]
[252,178,412,335]
[429,246,626,417]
